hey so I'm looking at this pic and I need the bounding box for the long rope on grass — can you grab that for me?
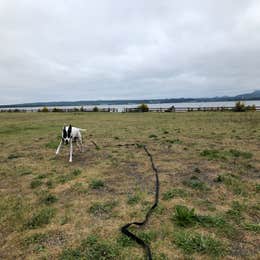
[90,141,160,260]
[120,145,159,260]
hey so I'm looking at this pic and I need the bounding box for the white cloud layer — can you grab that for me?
[1,0,260,104]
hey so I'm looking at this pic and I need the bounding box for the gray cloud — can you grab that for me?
[1,0,260,104]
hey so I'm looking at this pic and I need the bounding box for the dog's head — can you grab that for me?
[62,125,72,144]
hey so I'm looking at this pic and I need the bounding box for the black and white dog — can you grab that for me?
[56,125,86,162]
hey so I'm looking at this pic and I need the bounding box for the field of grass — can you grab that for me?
[0,111,259,259]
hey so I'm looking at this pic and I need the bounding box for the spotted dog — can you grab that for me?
[56,124,86,162]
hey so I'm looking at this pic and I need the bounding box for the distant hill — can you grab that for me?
[1,90,260,108]
[233,90,260,100]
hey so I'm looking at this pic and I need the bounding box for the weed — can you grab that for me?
[19,169,33,176]
[116,234,135,247]
[89,179,105,189]
[214,173,247,196]
[41,194,58,205]
[59,248,82,259]
[89,201,117,217]
[46,180,53,188]
[149,134,158,138]
[8,153,22,159]
[196,199,216,211]
[201,149,253,161]
[57,175,72,184]
[172,205,197,227]
[72,169,81,176]
[226,201,245,223]
[127,194,141,205]
[200,149,226,160]
[173,231,226,256]
[26,207,55,229]
[166,139,182,144]
[229,149,253,159]
[194,167,201,173]
[24,233,48,246]
[45,141,58,149]
[172,205,232,236]
[70,182,88,194]
[60,215,69,225]
[162,188,188,200]
[136,230,158,244]
[37,174,47,179]
[60,234,119,259]
[243,223,260,233]
[30,179,43,189]
[154,204,165,215]
[183,176,209,191]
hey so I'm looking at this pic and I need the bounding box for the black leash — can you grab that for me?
[90,141,160,260]
[121,145,159,260]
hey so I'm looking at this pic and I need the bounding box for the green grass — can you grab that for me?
[172,205,197,227]
[25,207,55,229]
[214,173,247,195]
[40,193,58,205]
[173,231,226,256]
[89,179,105,189]
[127,194,141,205]
[162,188,188,200]
[0,112,259,259]
[201,148,253,160]
[89,201,117,218]
[60,235,119,259]
[182,176,209,191]
[243,223,260,233]
[23,233,48,246]
[30,179,43,189]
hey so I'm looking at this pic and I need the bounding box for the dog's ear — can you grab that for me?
[63,126,67,138]
[68,124,72,137]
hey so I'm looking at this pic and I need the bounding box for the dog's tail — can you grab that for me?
[79,128,86,132]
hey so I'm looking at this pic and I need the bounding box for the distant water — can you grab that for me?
[1,100,260,112]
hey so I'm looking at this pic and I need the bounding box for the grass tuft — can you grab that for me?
[41,193,58,205]
[173,231,226,256]
[25,207,55,229]
[60,234,119,259]
[89,201,117,218]
[30,179,43,189]
[127,194,141,205]
[183,176,209,191]
[89,179,105,189]
[162,188,188,200]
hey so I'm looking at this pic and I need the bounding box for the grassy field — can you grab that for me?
[0,111,259,259]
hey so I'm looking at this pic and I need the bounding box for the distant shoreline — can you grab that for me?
[1,90,260,108]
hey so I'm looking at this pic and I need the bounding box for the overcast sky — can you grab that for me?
[1,0,260,104]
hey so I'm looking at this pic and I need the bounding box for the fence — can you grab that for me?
[0,106,259,113]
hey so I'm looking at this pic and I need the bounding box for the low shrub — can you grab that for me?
[137,103,149,112]
[89,179,105,189]
[26,207,55,229]
[30,180,43,189]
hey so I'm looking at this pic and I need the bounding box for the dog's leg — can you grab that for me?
[69,140,73,162]
[78,132,83,152]
[56,140,63,155]
[76,140,81,151]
